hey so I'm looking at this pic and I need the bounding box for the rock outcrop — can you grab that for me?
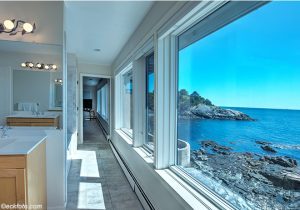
[190,140,299,209]
[180,104,254,121]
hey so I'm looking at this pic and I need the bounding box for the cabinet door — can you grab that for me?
[0,169,26,208]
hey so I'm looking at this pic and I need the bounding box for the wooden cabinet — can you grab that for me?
[0,142,46,210]
[0,169,26,206]
[6,116,59,128]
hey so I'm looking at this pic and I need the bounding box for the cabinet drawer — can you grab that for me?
[0,156,26,169]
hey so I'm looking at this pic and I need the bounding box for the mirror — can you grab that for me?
[13,69,62,111]
[54,83,63,108]
[50,70,63,110]
[0,40,63,125]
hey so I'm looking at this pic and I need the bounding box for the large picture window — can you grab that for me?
[176,2,300,209]
[97,83,109,122]
[145,53,155,151]
[121,70,133,136]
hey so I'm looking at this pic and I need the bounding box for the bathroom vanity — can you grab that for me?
[0,135,47,209]
[6,113,60,128]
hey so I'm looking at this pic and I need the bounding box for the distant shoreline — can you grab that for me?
[220,106,300,111]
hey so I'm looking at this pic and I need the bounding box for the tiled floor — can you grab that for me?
[67,120,144,210]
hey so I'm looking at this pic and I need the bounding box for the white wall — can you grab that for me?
[112,1,185,73]
[0,67,12,125]
[0,1,63,45]
[78,63,111,76]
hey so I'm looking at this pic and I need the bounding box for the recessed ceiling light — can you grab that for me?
[94,49,101,52]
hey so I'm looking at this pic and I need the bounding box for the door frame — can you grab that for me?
[79,73,112,144]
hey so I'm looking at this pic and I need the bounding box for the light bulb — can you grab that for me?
[44,65,49,70]
[3,20,14,30]
[36,63,42,68]
[23,23,33,33]
[28,62,34,68]
[21,63,26,67]
[51,64,57,70]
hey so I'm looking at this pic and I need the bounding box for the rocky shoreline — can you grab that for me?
[190,140,300,209]
[180,104,254,121]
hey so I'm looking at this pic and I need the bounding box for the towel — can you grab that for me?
[17,102,38,111]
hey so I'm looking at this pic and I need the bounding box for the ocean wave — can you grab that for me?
[273,144,300,150]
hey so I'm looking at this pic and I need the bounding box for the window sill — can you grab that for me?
[122,140,227,209]
[156,168,230,210]
[115,129,133,145]
[114,130,231,210]
[133,146,154,164]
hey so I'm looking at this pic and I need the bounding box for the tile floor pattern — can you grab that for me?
[67,120,144,210]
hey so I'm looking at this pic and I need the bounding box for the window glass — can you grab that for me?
[176,2,300,209]
[101,85,106,119]
[97,89,100,113]
[145,53,155,151]
[122,71,133,135]
[97,83,109,121]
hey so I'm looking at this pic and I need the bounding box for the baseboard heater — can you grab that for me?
[109,141,155,210]
[95,116,109,140]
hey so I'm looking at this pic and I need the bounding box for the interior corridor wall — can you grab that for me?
[111,1,201,209]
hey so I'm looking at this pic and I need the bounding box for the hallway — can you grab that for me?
[67,120,143,210]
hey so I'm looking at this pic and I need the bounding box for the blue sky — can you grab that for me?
[178,2,300,110]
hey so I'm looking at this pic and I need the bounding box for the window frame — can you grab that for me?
[97,83,109,122]
[97,89,101,114]
[144,51,155,153]
[157,0,268,209]
[116,63,134,139]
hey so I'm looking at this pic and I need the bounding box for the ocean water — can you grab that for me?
[178,107,300,161]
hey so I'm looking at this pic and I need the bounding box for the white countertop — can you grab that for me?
[6,114,59,119]
[0,135,46,155]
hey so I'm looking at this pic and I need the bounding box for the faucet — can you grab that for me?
[0,126,8,138]
[32,103,41,116]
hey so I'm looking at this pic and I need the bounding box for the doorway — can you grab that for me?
[79,73,111,144]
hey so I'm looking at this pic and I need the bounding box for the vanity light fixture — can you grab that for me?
[36,63,42,69]
[51,65,57,70]
[21,62,58,71]
[0,19,36,35]
[28,62,34,68]
[54,79,63,85]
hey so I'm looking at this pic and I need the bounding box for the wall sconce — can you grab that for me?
[54,79,63,85]
[0,19,36,35]
[21,62,58,70]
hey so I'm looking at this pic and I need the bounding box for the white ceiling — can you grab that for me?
[64,1,153,65]
[83,77,101,87]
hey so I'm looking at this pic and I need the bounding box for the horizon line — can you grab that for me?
[220,106,300,111]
